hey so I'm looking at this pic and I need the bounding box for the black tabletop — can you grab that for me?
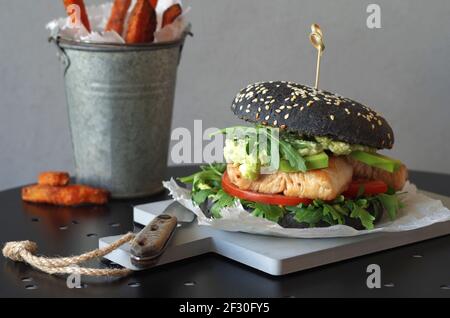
[1,166,450,298]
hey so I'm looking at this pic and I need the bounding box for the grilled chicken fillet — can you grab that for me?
[227,155,408,201]
[227,157,353,201]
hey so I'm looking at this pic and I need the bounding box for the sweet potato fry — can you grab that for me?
[105,0,132,35]
[125,0,157,44]
[63,0,91,32]
[162,4,183,28]
[149,0,158,9]
[22,185,109,206]
[38,172,70,187]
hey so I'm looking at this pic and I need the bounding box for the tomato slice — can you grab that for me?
[222,172,313,206]
[343,179,388,198]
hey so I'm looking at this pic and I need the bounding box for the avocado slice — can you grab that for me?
[279,152,329,172]
[350,151,402,173]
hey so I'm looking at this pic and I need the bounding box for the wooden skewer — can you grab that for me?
[309,24,325,89]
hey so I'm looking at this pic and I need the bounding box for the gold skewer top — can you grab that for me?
[309,24,325,52]
[309,24,325,89]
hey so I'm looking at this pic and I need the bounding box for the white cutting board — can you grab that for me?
[99,191,450,276]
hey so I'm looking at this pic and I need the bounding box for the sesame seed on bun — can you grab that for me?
[231,81,394,149]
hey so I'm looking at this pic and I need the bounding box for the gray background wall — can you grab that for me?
[0,0,449,190]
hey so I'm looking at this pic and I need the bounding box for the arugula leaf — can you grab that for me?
[179,163,229,211]
[286,193,392,230]
[286,205,323,227]
[332,195,345,204]
[323,203,346,224]
[332,203,349,216]
[350,205,376,230]
[246,202,285,223]
[210,189,236,219]
[260,128,307,172]
[178,174,195,184]
[376,193,402,220]
[208,163,227,175]
[192,189,214,205]
[278,140,307,172]
[178,163,225,191]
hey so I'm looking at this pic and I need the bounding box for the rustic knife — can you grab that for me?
[129,201,195,268]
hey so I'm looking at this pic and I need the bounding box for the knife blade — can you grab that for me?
[129,201,195,268]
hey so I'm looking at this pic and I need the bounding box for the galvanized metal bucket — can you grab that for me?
[51,28,191,199]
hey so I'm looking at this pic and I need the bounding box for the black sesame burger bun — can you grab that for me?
[231,81,394,149]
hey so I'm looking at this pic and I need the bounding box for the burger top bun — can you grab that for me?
[231,81,394,149]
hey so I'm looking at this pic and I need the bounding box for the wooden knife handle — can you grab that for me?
[130,214,178,266]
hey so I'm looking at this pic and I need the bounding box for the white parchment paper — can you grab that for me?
[163,180,450,238]
[46,0,190,44]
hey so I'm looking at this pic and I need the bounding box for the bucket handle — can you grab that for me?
[178,26,194,65]
[49,37,71,76]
